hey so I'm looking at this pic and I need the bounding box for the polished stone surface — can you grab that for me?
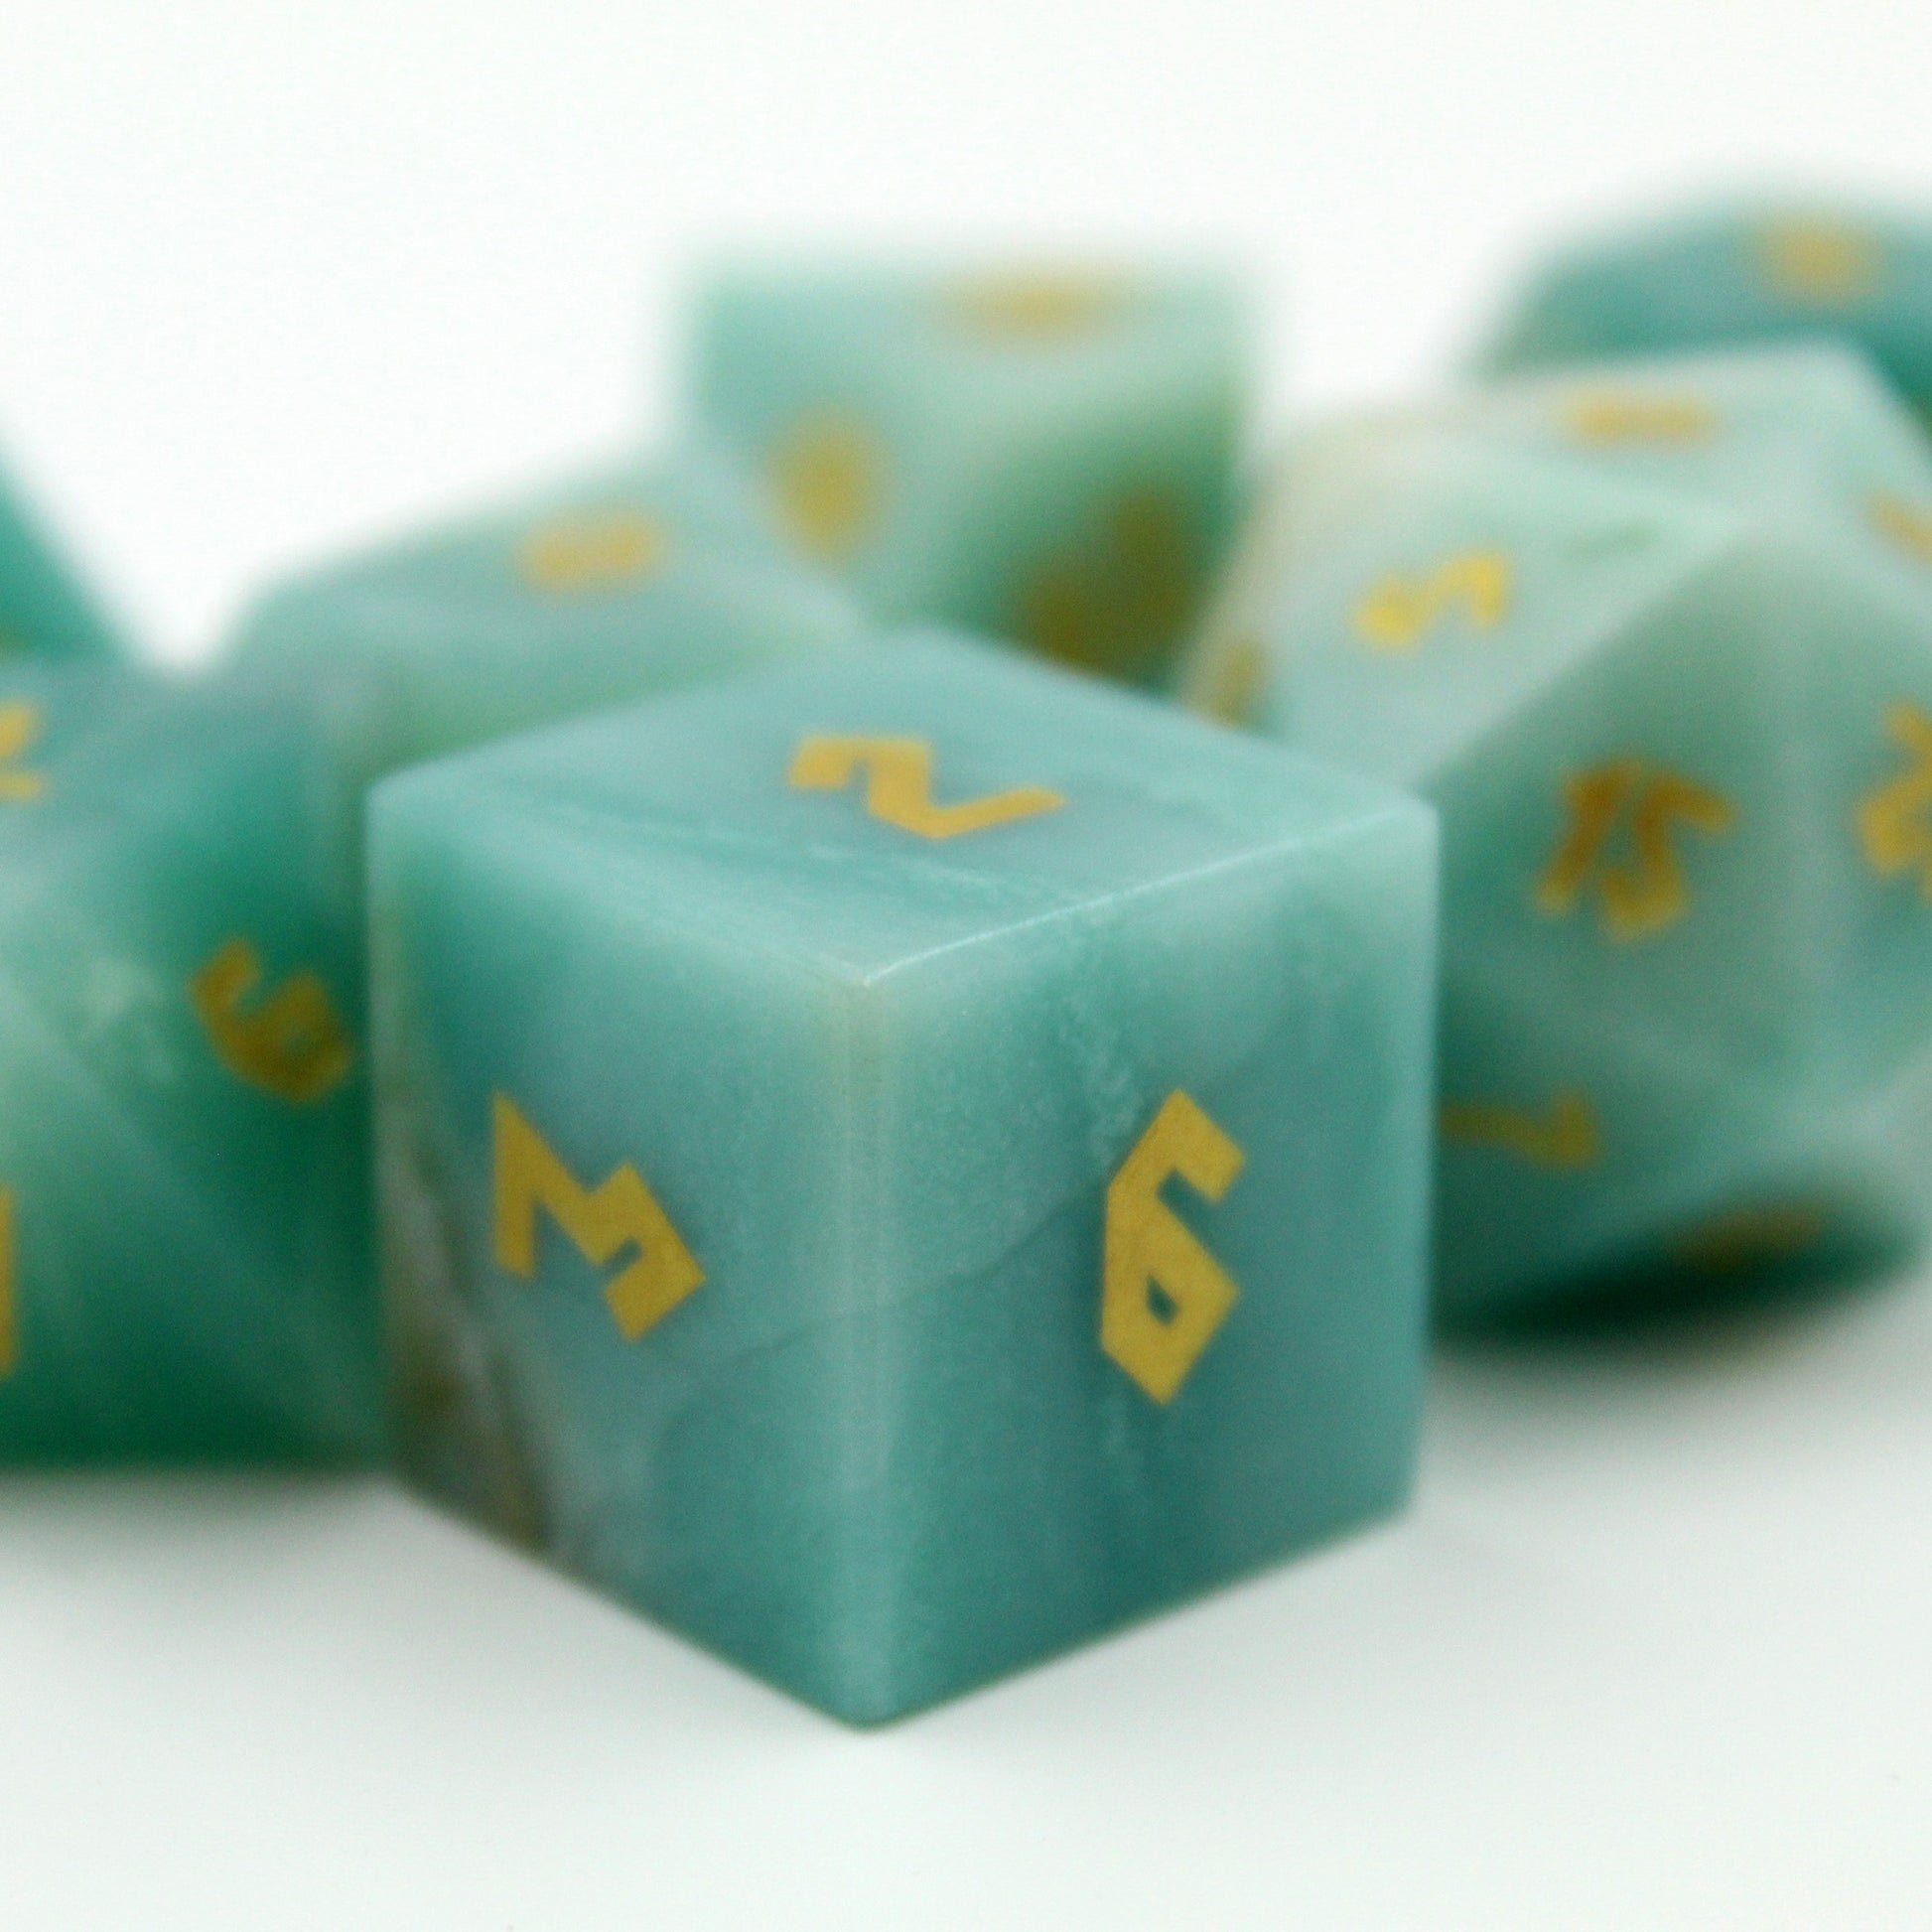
[225,449,866,781]
[692,263,1246,683]
[1181,347,1932,1319]
[371,630,1436,1720]
[0,664,375,1458]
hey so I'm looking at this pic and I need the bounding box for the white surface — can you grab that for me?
[1,2,1931,1924]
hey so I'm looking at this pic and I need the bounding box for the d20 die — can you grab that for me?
[690,262,1247,685]
[370,631,1435,1722]
[225,449,866,781]
[0,666,375,1458]
[1182,426,1932,1319]
[0,442,125,659]
[1481,197,1932,421]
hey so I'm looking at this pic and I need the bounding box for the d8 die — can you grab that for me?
[1182,366,1932,1319]
[370,632,1435,1722]
[1482,197,1932,421]
[226,449,865,780]
[0,443,125,659]
[690,263,1246,684]
[0,666,373,1458]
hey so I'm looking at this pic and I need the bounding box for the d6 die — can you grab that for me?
[226,450,865,780]
[371,632,1436,1721]
[691,263,1246,684]
[1182,351,1932,1318]
[1482,197,1932,422]
[0,667,373,1458]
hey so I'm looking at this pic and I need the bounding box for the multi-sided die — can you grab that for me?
[691,262,1247,684]
[370,632,1436,1720]
[1182,344,1932,1319]
[0,665,373,1458]
[225,449,865,780]
[1483,197,1932,421]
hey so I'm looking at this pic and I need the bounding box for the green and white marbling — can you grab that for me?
[0,665,374,1459]
[691,262,1247,685]
[371,631,1436,1722]
[225,448,867,783]
[1181,348,1932,1319]
[1481,196,1932,421]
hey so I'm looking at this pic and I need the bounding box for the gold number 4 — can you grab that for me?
[492,1094,704,1342]
[1101,1090,1245,1404]
[191,938,355,1104]
[1537,759,1735,940]
[1352,549,1511,652]
[789,735,1065,839]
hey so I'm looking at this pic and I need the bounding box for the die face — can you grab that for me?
[1187,401,1932,1319]
[227,450,867,780]
[692,265,1247,684]
[0,669,377,1458]
[372,633,1436,1720]
[0,456,125,661]
[1483,202,1932,420]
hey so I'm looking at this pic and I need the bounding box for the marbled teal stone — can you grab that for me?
[691,263,1247,685]
[370,630,1436,1722]
[0,664,374,1458]
[1180,371,1932,1320]
[225,449,866,782]
[0,445,125,659]
[1482,197,1932,421]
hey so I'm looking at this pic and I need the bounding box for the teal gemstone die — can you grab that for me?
[690,263,1247,685]
[225,450,866,782]
[1482,198,1932,421]
[370,631,1436,1722]
[0,445,125,659]
[1182,387,1932,1320]
[0,666,375,1458]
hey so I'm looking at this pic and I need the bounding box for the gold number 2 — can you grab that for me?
[1352,549,1511,652]
[190,938,355,1104]
[1101,1090,1245,1404]
[1536,759,1735,940]
[492,1094,704,1342]
[789,735,1065,839]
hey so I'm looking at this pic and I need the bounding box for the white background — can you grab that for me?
[2,2,1930,1925]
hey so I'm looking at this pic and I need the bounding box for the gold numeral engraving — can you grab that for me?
[190,938,355,1104]
[944,272,1123,341]
[1857,701,1932,894]
[1870,493,1932,565]
[0,702,47,802]
[767,414,886,561]
[789,734,1065,838]
[1672,1203,1828,1272]
[492,1094,704,1341]
[517,510,668,593]
[1021,489,1195,676]
[1536,759,1735,940]
[1757,219,1881,304]
[1101,1090,1244,1404]
[1352,549,1511,652]
[0,1186,15,1377]
[1562,391,1717,443]
[1189,635,1268,727]
[1440,1091,1601,1169]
